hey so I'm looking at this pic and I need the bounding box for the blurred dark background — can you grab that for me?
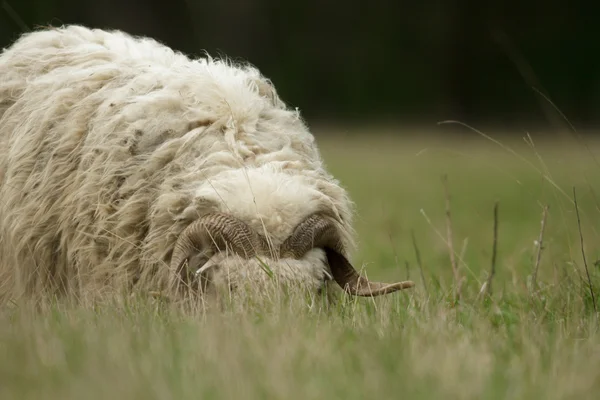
[2,0,600,134]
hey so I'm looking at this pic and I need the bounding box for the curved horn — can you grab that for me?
[280,213,415,297]
[170,213,269,285]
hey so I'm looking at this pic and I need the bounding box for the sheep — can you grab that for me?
[0,25,415,303]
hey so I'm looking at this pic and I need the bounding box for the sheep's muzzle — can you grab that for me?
[169,212,415,296]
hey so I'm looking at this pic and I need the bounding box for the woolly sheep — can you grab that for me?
[0,25,414,303]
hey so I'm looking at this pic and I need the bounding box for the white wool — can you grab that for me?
[192,165,343,242]
[0,25,356,301]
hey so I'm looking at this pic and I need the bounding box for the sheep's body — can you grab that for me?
[0,25,356,301]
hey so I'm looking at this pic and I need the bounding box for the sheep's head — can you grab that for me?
[169,212,415,299]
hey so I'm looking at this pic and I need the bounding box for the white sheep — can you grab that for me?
[0,25,414,302]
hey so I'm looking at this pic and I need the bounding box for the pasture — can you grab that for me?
[1,126,599,399]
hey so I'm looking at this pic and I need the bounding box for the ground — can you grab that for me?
[1,126,599,399]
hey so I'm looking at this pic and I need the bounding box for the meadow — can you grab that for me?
[1,124,599,399]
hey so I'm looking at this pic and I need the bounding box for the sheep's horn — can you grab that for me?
[170,213,268,288]
[323,248,416,296]
[280,213,415,296]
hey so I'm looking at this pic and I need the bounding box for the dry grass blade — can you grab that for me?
[484,201,499,297]
[442,174,461,302]
[2,1,29,32]
[411,229,428,297]
[531,205,549,290]
[437,120,574,207]
[573,187,597,313]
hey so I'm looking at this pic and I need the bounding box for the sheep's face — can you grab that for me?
[169,166,414,300]
[189,248,333,302]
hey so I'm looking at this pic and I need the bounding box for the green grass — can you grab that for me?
[2,128,600,399]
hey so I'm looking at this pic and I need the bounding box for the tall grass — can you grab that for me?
[1,129,599,399]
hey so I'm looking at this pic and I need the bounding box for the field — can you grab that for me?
[1,126,600,399]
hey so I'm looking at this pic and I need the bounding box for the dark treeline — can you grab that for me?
[2,0,600,133]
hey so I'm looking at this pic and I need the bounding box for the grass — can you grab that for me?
[1,126,600,399]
